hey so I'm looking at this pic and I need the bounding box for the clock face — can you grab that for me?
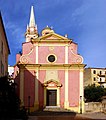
[48,55,55,62]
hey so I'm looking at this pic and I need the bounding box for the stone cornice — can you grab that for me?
[17,63,86,69]
[31,39,72,44]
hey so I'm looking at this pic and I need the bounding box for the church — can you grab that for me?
[14,6,85,113]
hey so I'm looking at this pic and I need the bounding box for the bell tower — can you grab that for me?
[25,6,38,42]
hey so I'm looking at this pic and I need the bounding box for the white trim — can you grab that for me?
[80,70,83,96]
[57,87,60,107]
[79,70,84,113]
[35,68,39,103]
[34,43,67,47]
[64,69,69,108]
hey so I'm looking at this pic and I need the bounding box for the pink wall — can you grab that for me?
[53,46,65,63]
[68,42,81,64]
[14,66,20,96]
[28,47,36,63]
[68,70,80,107]
[38,46,49,63]
[24,70,35,107]
[38,70,46,83]
[38,46,65,64]
[23,42,32,54]
[38,70,46,107]
[58,70,65,107]
[0,16,10,76]
[70,42,78,54]
[22,42,36,64]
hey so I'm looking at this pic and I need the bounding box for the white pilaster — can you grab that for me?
[57,87,60,107]
[64,69,69,108]
[64,44,69,108]
[80,70,84,97]
[34,68,39,109]
[79,69,84,113]
[20,69,24,105]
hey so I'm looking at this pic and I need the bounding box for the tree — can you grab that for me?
[0,76,28,119]
[84,84,106,102]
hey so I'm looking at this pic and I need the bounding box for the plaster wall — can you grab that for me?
[24,70,35,107]
[38,46,65,64]
[68,70,80,107]
[58,70,65,107]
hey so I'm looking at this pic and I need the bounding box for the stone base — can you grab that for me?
[64,101,69,108]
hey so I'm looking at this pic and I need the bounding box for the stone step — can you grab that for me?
[30,106,76,116]
[43,106,71,112]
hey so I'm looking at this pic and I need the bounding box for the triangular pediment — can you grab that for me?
[39,33,69,40]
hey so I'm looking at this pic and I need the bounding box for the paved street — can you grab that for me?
[29,116,91,120]
[28,111,106,120]
[28,111,90,120]
[77,112,106,119]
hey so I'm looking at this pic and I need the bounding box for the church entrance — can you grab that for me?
[46,90,57,106]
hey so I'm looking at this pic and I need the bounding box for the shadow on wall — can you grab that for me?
[14,68,44,112]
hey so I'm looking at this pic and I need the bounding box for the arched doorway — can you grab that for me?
[43,79,62,107]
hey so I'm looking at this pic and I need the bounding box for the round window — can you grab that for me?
[48,55,55,62]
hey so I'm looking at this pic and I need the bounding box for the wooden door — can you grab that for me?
[46,90,57,106]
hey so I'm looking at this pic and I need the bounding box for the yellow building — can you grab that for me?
[84,68,106,88]
[0,12,10,77]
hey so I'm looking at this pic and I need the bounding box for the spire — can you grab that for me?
[25,6,38,42]
[29,6,36,27]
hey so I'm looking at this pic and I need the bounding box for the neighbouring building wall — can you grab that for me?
[0,12,10,77]
[84,68,106,88]
[84,68,92,86]
[8,65,14,76]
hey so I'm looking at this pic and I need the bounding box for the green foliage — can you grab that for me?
[0,76,28,119]
[84,84,106,102]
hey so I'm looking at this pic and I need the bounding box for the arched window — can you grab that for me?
[100,71,102,75]
[94,77,96,81]
[93,70,96,74]
[100,78,102,82]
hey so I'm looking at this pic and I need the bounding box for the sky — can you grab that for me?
[0,0,106,68]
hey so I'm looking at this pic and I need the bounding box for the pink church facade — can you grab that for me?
[14,6,85,113]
